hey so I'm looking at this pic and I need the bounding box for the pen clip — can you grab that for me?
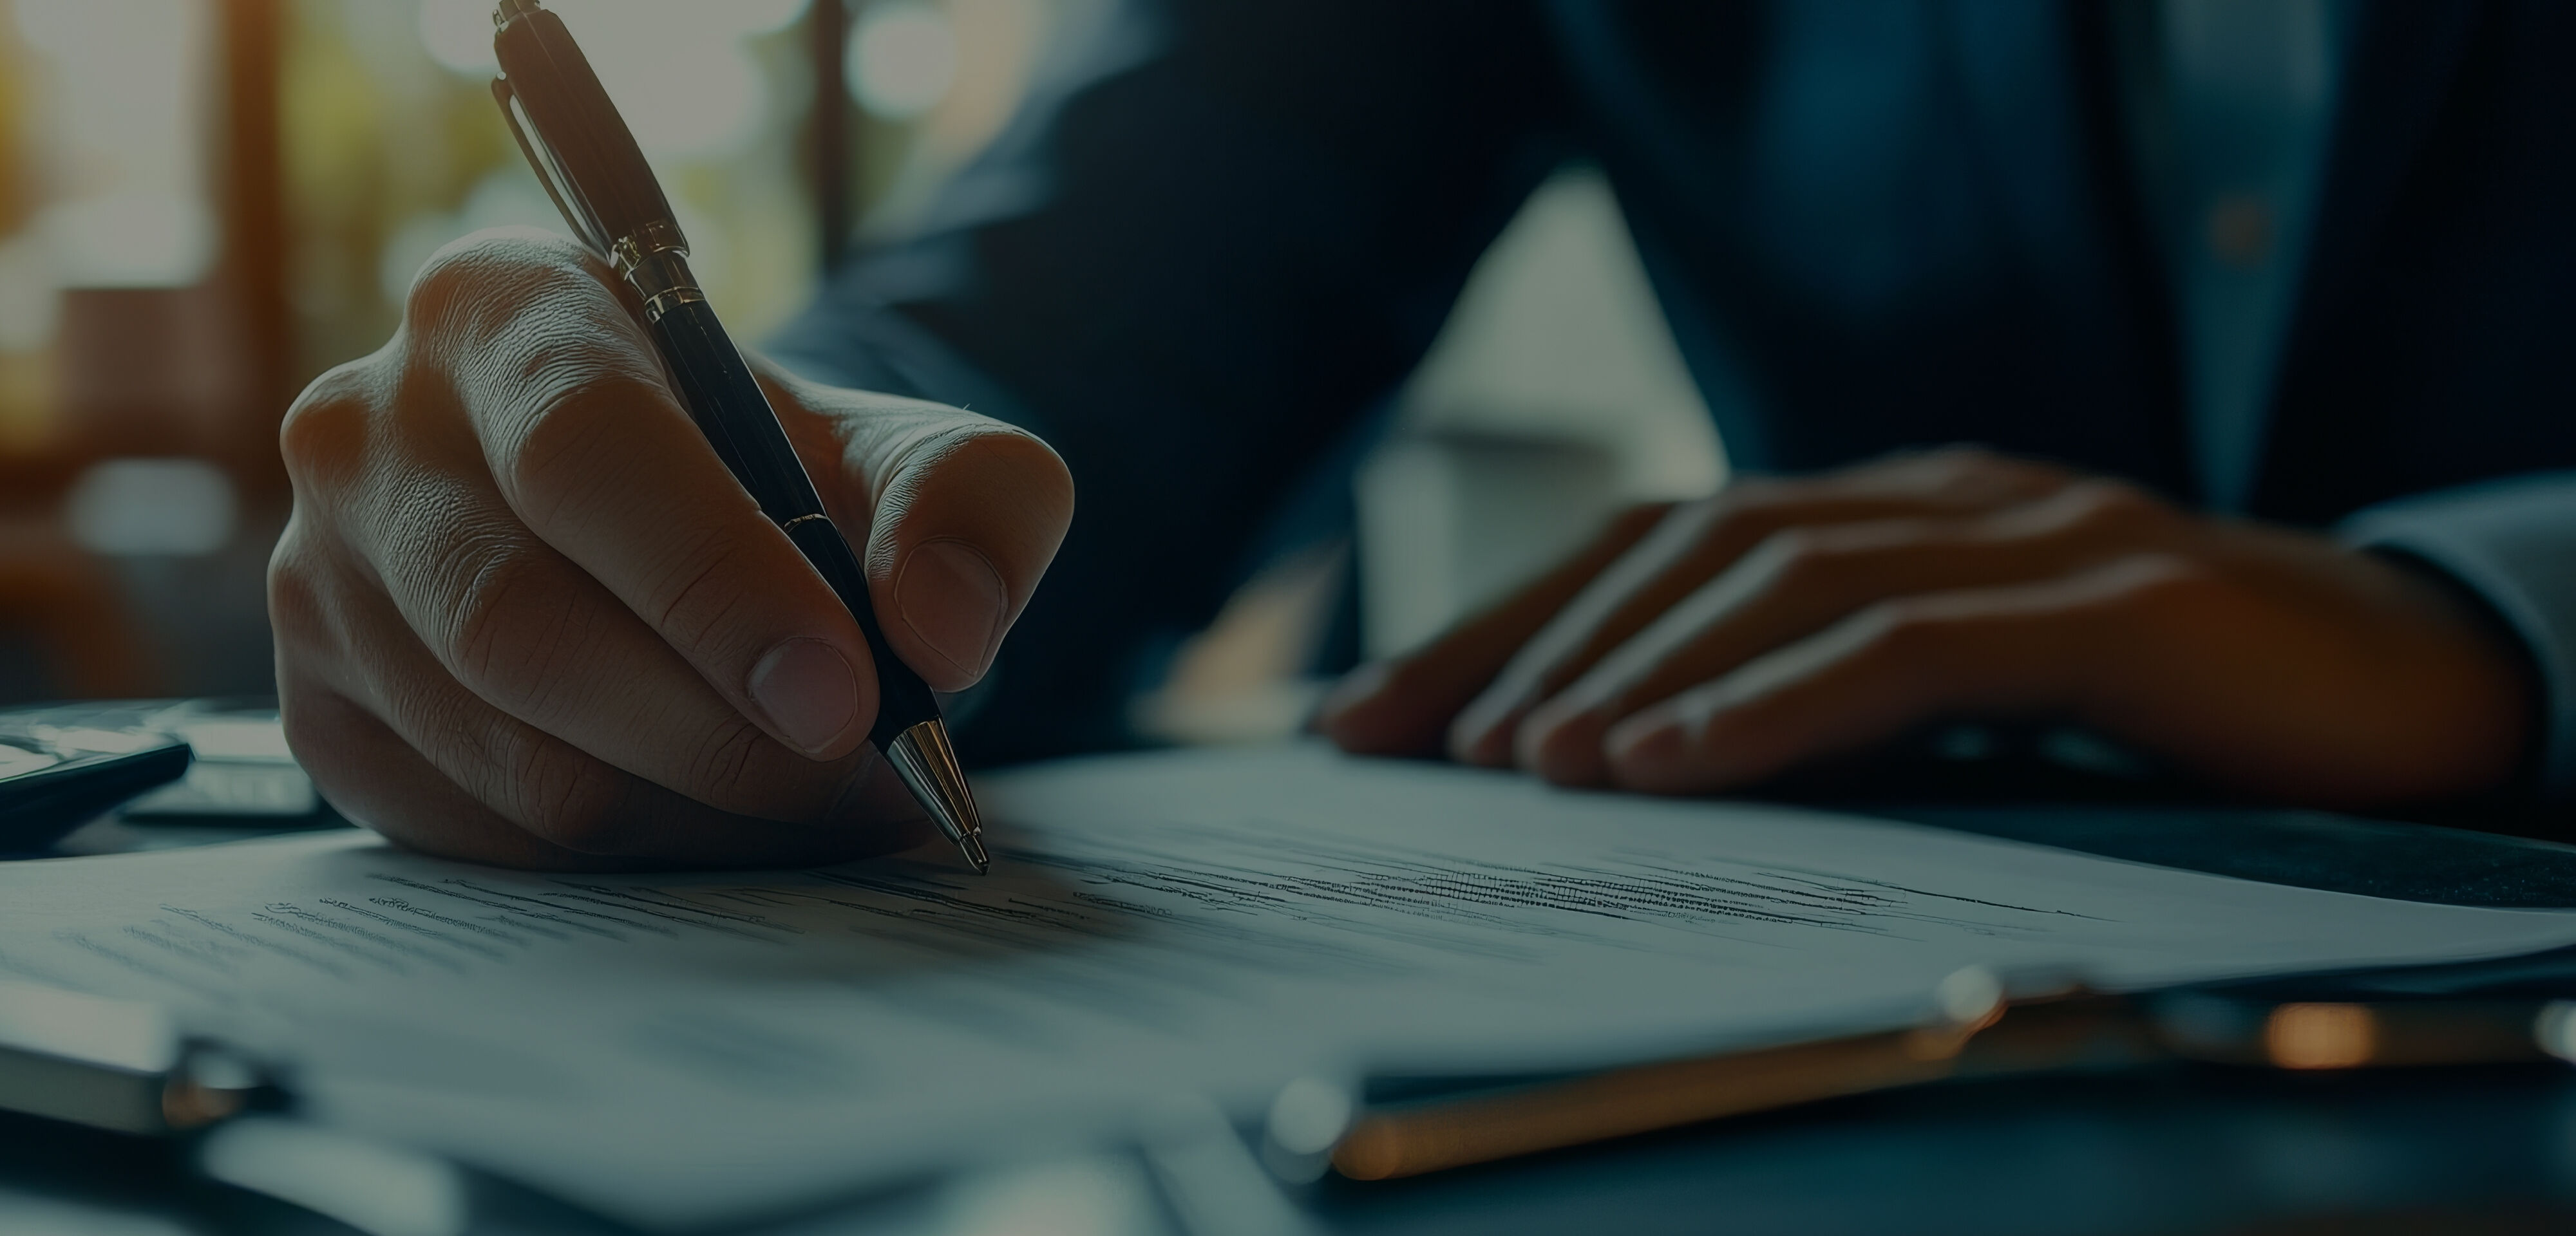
[491,76,611,259]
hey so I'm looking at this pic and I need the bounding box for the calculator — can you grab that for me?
[0,702,193,854]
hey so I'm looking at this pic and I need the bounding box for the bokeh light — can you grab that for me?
[417,0,788,160]
[849,1,958,122]
[0,238,58,351]
[376,170,567,308]
[414,0,499,76]
[13,0,214,288]
[419,0,813,77]
[67,458,238,557]
[43,192,214,289]
[576,27,766,160]
[717,0,815,39]
[0,0,1071,705]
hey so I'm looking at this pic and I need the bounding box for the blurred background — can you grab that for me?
[0,0,1725,745]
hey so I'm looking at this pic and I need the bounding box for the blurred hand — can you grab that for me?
[1320,448,2531,809]
[270,229,1073,868]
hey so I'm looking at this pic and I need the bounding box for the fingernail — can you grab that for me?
[896,539,1009,682]
[1609,706,1759,794]
[1517,699,1612,786]
[1606,718,1690,789]
[1446,694,1527,767]
[1316,661,1395,739]
[750,637,862,757]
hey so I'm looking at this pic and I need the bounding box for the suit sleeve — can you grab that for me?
[2341,473,2576,800]
[767,0,1570,763]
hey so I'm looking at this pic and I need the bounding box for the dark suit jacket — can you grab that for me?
[773,0,2576,786]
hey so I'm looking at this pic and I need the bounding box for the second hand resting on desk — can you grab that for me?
[488,0,987,870]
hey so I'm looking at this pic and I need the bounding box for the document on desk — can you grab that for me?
[7,745,2576,1226]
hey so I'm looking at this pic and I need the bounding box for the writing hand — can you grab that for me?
[1320,448,2529,808]
[271,230,1073,868]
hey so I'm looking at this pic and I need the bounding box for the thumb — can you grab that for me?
[759,365,1075,693]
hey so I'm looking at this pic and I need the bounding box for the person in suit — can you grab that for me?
[270,1,2569,866]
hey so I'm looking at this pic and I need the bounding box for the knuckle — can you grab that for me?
[1712,478,1791,520]
[1893,445,2010,492]
[642,527,755,653]
[1920,444,2004,477]
[267,522,375,673]
[2103,552,2224,613]
[265,529,332,644]
[681,716,772,806]
[500,371,663,519]
[2055,478,2170,534]
[1860,595,1966,655]
[486,723,630,852]
[1701,487,1795,550]
[453,706,634,850]
[402,228,597,331]
[1608,500,1679,540]
[442,543,576,695]
[1751,526,1834,585]
[1864,599,1930,647]
[277,697,356,778]
[1909,444,2065,498]
[278,362,376,487]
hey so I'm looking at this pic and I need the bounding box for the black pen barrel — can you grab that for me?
[784,519,943,749]
[645,297,942,749]
[493,0,978,861]
[646,298,820,523]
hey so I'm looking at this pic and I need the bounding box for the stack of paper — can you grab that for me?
[5,745,2573,1228]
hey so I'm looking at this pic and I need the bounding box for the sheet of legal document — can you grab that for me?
[8,744,2576,1226]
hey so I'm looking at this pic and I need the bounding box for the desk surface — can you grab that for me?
[14,797,2576,1235]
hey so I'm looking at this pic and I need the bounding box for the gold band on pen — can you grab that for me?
[612,226,704,323]
[609,221,688,276]
[777,513,831,534]
[641,286,707,322]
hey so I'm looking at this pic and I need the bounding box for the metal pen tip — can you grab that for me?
[882,718,991,874]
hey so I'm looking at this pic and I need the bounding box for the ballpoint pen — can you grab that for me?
[488,0,989,872]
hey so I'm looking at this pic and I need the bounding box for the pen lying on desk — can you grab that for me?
[1320,968,2576,1182]
[0,979,271,1136]
[488,0,989,872]
[6,970,2575,1221]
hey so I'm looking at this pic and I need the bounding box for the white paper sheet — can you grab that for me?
[6,744,2575,1227]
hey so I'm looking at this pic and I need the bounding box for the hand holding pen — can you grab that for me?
[261,10,1070,870]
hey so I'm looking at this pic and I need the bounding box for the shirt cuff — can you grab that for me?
[2340,472,2576,800]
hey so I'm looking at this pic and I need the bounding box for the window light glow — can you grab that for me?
[417,0,791,161]
[14,0,216,287]
[849,1,958,121]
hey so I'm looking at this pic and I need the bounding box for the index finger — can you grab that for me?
[1316,503,1674,756]
[417,229,884,760]
[1599,559,2168,794]
[1448,452,2075,765]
